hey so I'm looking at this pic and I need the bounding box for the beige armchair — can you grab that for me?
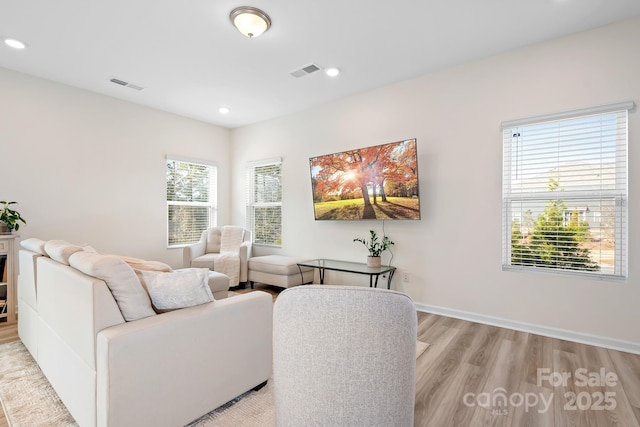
[183,227,252,284]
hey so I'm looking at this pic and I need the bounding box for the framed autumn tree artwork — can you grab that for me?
[309,138,421,220]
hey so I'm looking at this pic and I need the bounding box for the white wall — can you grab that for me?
[0,67,231,267]
[2,17,637,347]
[231,17,640,346]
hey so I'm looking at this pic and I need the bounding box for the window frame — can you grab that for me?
[166,156,218,248]
[246,158,283,247]
[501,102,632,279]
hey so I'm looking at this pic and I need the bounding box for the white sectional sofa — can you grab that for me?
[17,238,273,427]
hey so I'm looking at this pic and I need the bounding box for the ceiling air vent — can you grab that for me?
[289,63,322,78]
[109,77,144,91]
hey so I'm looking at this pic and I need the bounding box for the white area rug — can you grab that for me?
[187,381,275,426]
[0,341,76,426]
[190,341,430,426]
[0,340,429,426]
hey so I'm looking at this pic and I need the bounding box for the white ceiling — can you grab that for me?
[2,0,640,129]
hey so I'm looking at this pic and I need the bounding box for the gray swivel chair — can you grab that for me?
[273,285,417,426]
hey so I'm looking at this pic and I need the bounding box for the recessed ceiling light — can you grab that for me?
[4,38,27,49]
[325,67,340,77]
[219,107,230,114]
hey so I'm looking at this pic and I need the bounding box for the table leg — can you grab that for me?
[319,268,325,284]
[373,275,380,288]
[387,270,395,289]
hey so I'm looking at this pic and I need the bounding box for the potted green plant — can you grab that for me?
[0,201,27,233]
[353,229,394,267]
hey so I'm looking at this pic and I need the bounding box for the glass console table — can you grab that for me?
[296,259,396,289]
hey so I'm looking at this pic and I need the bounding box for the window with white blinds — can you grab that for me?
[247,159,282,246]
[166,157,217,247]
[502,102,632,279]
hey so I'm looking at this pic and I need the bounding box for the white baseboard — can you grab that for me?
[414,302,640,355]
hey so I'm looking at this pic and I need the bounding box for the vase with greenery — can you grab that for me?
[353,230,394,267]
[0,201,27,233]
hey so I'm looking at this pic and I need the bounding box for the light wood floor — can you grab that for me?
[1,290,639,426]
[415,311,640,426]
[0,322,19,345]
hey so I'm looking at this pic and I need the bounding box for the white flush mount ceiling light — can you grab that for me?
[4,38,27,49]
[229,6,271,38]
[218,106,230,114]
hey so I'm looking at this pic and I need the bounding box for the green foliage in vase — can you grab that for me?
[353,229,394,256]
[0,201,27,231]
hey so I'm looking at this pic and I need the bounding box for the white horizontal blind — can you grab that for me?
[247,159,282,246]
[166,158,217,246]
[502,102,631,278]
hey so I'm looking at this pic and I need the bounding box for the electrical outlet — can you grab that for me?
[402,272,410,282]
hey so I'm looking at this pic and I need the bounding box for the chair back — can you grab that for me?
[273,285,417,427]
[204,227,251,253]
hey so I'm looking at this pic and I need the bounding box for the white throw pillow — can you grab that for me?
[20,238,47,255]
[140,268,213,312]
[69,251,156,321]
[82,244,99,253]
[116,255,172,272]
[44,240,85,265]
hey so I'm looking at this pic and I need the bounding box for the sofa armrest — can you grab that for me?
[96,291,273,427]
[240,240,252,259]
[182,234,207,268]
[239,241,252,282]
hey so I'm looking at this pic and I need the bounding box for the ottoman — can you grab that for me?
[248,255,315,289]
[207,270,231,299]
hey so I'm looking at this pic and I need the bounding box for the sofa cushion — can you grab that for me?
[202,270,230,295]
[44,240,85,265]
[116,255,172,272]
[191,253,219,270]
[69,251,156,321]
[139,268,213,312]
[20,237,48,255]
